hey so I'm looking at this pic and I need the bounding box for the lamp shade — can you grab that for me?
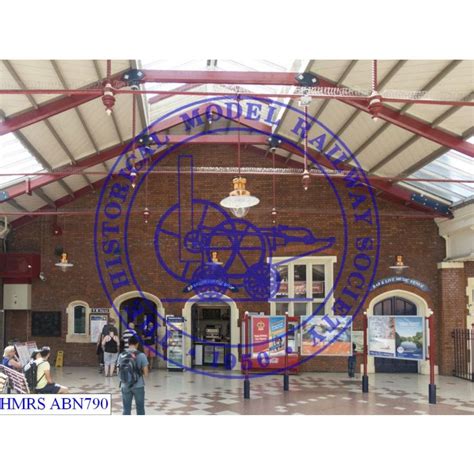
[220,177,259,218]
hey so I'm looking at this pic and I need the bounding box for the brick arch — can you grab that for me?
[364,283,434,315]
[363,284,435,375]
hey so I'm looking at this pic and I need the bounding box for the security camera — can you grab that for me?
[39,272,46,282]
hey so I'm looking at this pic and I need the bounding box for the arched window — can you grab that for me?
[74,305,86,334]
[373,296,417,315]
[66,301,91,343]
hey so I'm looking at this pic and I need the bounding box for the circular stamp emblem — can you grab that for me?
[94,95,380,380]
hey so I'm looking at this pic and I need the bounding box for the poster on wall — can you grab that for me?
[394,317,425,360]
[90,312,108,343]
[166,315,185,370]
[14,341,38,367]
[368,316,425,360]
[301,316,352,356]
[352,330,364,354]
[250,315,286,357]
[368,316,396,357]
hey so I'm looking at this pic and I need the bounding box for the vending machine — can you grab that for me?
[166,315,185,371]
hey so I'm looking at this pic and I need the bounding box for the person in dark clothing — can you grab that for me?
[118,336,149,415]
[348,342,357,377]
[96,334,104,373]
[102,331,120,377]
[101,318,118,337]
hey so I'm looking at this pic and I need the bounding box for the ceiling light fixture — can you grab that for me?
[302,104,311,191]
[102,82,115,116]
[55,252,74,272]
[389,255,409,275]
[220,97,259,218]
[271,149,277,224]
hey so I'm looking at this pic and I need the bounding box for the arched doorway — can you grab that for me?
[367,289,431,374]
[183,295,239,370]
[111,291,166,366]
[373,296,418,373]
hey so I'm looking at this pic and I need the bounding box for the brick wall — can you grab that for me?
[437,262,473,374]
[3,144,448,371]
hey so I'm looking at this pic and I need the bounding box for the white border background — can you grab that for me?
[1,1,472,472]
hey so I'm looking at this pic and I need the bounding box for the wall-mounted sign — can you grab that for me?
[370,276,429,292]
[250,315,286,358]
[368,316,425,361]
[301,315,352,356]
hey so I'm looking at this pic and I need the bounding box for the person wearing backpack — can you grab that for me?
[23,350,43,393]
[117,335,149,415]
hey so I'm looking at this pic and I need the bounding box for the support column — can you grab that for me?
[437,262,465,375]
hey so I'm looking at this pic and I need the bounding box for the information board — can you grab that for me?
[250,315,286,358]
[90,312,108,343]
[368,315,425,361]
[166,315,185,370]
[351,330,364,354]
[14,341,38,367]
[301,315,352,356]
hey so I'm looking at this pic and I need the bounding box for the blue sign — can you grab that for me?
[371,276,429,292]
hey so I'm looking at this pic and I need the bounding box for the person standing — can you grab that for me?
[118,336,149,415]
[96,334,104,374]
[102,331,120,377]
[101,317,118,337]
[121,322,137,350]
[143,321,157,370]
[348,342,357,378]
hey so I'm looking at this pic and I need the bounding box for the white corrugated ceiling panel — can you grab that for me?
[357,126,416,171]
[41,181,69,202]
[433,107,474,136]
[47,108,97,159]
[113,94,146,140]
[77,99,122,151]
[62,174,89,193]
[5,60,63,106]
[14,193,47,212]
[0,200,21,216]
[311,60,354,82]
[316,100,360,140]
[86,163,108,184]
[376,138,441,177]
[53,60,103,88]
[93,60,133,79]
[20,121,71,168]
[0,61,33,115]
[336,113,386,159]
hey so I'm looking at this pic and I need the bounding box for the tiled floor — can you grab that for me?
[56,367,474,415]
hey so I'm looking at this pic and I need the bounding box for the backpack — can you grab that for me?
[23,361,45,393]
[118,351,141,388]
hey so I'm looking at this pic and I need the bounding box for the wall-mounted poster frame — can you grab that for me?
[300,315,353,356]
[368,315,425,361]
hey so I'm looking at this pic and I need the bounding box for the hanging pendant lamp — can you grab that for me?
[220,97,259,217]
[302,104,311,191]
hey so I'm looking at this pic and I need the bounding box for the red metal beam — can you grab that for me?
[148,83,204,105]
[0,93,100,135]
[0,70,126,136]
[141,70,297,86]
[314,76,474,157]
[1,100,450,216]
[0,127,268,202]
